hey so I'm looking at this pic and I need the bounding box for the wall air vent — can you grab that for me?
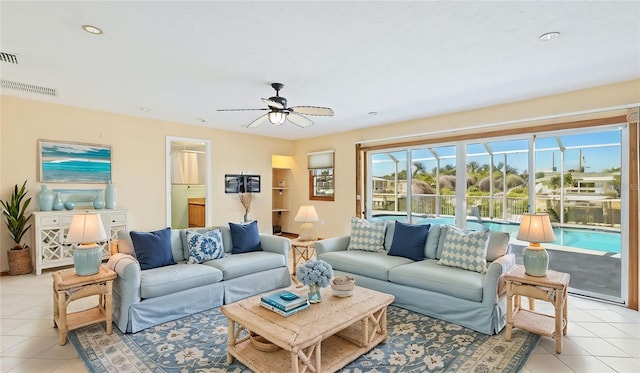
[0,52,18,64]
[1,80,57,97]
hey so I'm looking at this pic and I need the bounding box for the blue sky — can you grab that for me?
[372,129,622,177]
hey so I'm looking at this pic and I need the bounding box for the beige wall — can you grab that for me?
[0,96,293,272]
[1,80,639,273]
[291,80,640,239]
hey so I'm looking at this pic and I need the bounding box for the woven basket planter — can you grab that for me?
[7,247,33,275]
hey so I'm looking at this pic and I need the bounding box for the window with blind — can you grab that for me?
[308,150,334,201]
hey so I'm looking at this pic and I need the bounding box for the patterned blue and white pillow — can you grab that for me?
[186,229,225,264]
[347,217,387,253]
[438,226,489,273]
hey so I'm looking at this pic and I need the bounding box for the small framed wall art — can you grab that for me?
[39,140,112,183]
[225,174,261,193]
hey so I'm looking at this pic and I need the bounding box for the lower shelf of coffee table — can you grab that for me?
[229,333,386,373]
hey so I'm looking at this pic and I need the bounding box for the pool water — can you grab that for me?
[372,215,621,254]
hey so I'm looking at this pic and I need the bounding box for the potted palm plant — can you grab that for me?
[1,180,33,275]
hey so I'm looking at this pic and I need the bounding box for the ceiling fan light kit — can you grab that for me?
[268,111,287,125]
[218,83,334,129]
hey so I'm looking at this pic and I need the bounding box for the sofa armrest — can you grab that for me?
[106,253,142,303]
[259,234,291,261]
[315,236,350,256]
[481,253,516,305]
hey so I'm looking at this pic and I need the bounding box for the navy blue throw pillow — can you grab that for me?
[130,227,176,270]
[229,221,262,254]
[388,222,431,261]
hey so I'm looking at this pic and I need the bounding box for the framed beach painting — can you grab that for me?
[39,140,112,183]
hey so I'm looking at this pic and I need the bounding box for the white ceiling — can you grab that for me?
[1,1,639,140]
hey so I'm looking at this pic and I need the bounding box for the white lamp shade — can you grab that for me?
[516,213,556,244]
[66,214,108,245]
[295,205,319,222]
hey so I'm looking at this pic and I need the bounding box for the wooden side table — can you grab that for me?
[504,265,570,353]
[52,265,117,345]
[290,238,316,275]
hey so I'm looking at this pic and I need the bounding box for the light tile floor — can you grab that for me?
[1,269,639,373]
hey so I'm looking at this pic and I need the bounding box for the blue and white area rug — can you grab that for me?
[69,306,539,372]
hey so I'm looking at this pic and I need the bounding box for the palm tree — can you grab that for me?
[413,162,426,176]
[467,161,479,174]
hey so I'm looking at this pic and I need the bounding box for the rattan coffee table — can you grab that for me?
[221,285,394,373]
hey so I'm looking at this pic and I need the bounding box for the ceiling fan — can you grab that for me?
[217,83,334,128]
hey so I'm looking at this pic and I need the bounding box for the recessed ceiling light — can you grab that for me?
[539,32,560,41]
[82,25,103,35]
[368,112,378,116]
[140,107,151,112]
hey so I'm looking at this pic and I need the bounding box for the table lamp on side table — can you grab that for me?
[516,213,556,277]
[295,205,319,241]
[66,213,107,276]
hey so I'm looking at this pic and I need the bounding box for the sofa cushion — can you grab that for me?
[186,229,225,264]
[389,260,484,302]
[130,228,176,270]
[318,250,413,281]
[436,225,450,259]
[139,263,223,299]
[170,229,185,262]
[202,251,285,280]
[486,231,510,261]
[229,221,262,254]
[424,224,441,259]
[383,220,395,252]
[347,217,386,253]
[388,222,430,261]
[117,230,136,258]
[438,226,489,273]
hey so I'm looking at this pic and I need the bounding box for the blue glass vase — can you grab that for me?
[37,185,55,211]
[93,190,105,209]
[308,284,322,303]
[105,181,116,209]
[52,192,63,211]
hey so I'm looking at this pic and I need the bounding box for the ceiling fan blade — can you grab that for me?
[287,112,314,128]
[291,106,334,116]
[217,108,269,112]
[244,113,269,128]
[261,97,285,110]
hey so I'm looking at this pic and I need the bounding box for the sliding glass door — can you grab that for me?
[365,125,626,304]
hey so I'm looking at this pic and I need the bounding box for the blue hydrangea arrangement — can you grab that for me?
[296,260,334,288]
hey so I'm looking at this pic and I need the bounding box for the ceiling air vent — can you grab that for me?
[0,52,18,64]
[1,80,57,97]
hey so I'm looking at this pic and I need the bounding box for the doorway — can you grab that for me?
[166,136,211,228]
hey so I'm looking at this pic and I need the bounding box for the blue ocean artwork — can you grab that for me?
[40,141,112,183]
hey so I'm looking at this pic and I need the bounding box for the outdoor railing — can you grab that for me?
[371,192,620,227]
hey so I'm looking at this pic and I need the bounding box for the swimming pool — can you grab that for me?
[371,215,622,254]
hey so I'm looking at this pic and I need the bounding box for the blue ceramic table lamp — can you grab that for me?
[516,213,556,277]
[66,213,107,276]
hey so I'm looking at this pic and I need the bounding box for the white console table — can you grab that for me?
[32,209,128,275]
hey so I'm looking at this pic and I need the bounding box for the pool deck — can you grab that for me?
[510,243,622,301]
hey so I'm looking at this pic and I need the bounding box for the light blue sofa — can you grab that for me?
[107,226,291,333]
[315,223,515,335]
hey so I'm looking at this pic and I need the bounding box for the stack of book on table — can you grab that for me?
[260,289,309,317]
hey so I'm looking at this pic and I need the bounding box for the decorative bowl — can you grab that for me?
[331,275,355,296]
[332,288,355,297]
[331,275,355,291]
